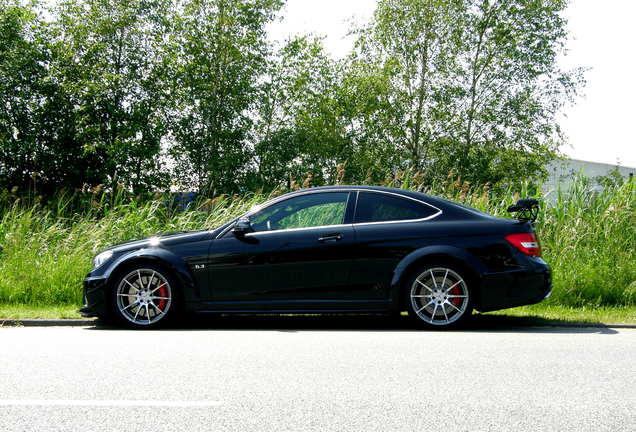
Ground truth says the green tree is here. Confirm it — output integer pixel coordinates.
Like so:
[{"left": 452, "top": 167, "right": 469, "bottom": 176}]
[
  {"left": 0, "top": 0, "right": 104, "bottom": 194},
  {"left": 1, "top": 0, "right": 585, "bottom": 197},
  {"left": 445, "top": 0, "right": 583, "bottom": 185},
  {"left": 170, "top": 0, "right": 282, "bottom": 194},
  {"left": 349, "top": 0, "right": 584, "bottom": 186},
  {"left": 0, "top": 1, "right": 49, "bottom": 191},
  {"left": 50, "top": 0, "right": 174, "bottom": 193},
  {"left": 252, "top": 36, "right": 353, "bottom": 189},
  {"left": 351, "top": 0, "right": 465, "bottom": 174}
]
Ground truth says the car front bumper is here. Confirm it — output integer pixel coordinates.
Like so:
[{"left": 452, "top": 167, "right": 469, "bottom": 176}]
[{"left": 79, "top": 276, "right": 109, "bottom": 317}]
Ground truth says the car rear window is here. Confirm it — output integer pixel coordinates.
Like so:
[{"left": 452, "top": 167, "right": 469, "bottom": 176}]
[{"left": 354, "top": 191, "right": 438, "bottom": 223}]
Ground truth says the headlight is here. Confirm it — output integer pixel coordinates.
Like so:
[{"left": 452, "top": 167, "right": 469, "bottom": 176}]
[{"left": 93, "top": 250, "right": 113, "bottom": 269}]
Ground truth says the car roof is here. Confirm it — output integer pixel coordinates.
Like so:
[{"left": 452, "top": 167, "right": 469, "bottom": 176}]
[
  {"left": 272, "top": 185, "right": 486, "bottom": 217},
  {"left": 279, "top": 185, "right": 440, "bottom": 204}
]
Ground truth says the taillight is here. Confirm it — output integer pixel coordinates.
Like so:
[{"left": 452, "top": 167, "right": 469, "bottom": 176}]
[{"left": 505, "top": 232, "right": 541, "bottom": 257}]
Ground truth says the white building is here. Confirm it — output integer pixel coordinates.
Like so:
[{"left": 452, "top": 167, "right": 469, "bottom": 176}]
[{"left": 543, "top": 158, "right": 635, "bottom": 194}]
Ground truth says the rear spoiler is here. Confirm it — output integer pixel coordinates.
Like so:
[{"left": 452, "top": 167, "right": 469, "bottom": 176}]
[{"left": 507, "top": 198, "right": 539, "bottom": 222}]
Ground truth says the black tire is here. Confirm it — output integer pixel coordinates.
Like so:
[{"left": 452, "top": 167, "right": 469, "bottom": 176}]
[
  {"left": 108, "top": 263, "right": 180, "bottom": 329},
  {"left": 404, "top": 263, "right": 473, "bottom": 329}
]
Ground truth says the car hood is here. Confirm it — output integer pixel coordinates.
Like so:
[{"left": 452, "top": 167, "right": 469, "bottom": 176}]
[{"left": 106, "top": 229, "right": 213, "bottom": 254}]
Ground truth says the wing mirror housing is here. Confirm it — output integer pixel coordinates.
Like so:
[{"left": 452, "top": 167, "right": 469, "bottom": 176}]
[{"left": 232, "top": 217, "right": 253, "bottom": 237}]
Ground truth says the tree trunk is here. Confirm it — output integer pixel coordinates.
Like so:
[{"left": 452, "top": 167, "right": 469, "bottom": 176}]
[{"left": 410, "top": 28, "right": 430, "bottom": 171}]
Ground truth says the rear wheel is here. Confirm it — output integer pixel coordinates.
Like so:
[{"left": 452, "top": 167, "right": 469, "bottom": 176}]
[
  {"left": 405, "top": 265, "right": 473, "bottom": 328},
  {"left": 110, "top": 265, "right": 177, "bottom": 328}
]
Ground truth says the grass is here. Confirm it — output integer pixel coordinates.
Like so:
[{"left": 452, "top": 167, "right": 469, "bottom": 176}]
[
  {"left": 1, "top": 303, "right": 634, "bottom": 326},
  {"left": 484, "top": 304, "right": 636, "bottom": 325},
  {"left": 0, "top": 191, "right": 268, "bottom": 306},
  {"left": 0, "top": 175, "right": 634, "bottom": 319},
  {"left": 0, "top": 304, "right": 82, "bottom": 319}
]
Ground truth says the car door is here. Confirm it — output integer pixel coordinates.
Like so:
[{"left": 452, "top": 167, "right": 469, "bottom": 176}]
[
  {"left": 349, "top": 191, "right": 442, "bottom": 299},
  {"left": 206, "top": 191, "right": 358, "bottom": 305}
]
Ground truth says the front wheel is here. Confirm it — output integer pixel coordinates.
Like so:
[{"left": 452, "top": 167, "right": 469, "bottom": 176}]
[
  {"left": 110, "top": 265, "right": 177, "bottom": 328},
  {"left": 405, "top": 265, "right": 473, "bottom": 328}
]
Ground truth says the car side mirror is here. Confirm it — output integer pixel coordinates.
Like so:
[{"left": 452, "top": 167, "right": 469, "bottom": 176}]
[{"left": 232, "top": 218, "right": 253, "bottom": 237}]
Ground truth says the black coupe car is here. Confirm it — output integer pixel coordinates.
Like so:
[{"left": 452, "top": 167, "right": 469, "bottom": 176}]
[{"left": 81, "top": 186, "right": 551, "bottom": 328}]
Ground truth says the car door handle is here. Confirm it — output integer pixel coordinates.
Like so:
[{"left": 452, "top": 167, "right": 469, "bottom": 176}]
[{"left": 318, "top": 233, "right": 343, "bottom": 243}]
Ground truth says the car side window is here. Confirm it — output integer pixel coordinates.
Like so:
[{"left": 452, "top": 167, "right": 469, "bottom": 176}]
[
  {"left": 354, "top": 191, "right": 438, "bottom": 223},
  {"left": 250, "top": 192, "right": 349, "bottom": 232}
]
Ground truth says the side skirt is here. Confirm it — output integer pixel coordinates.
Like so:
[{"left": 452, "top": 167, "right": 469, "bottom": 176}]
[{"left": 189, "top": 298, "right": 392, "bottom": 314}]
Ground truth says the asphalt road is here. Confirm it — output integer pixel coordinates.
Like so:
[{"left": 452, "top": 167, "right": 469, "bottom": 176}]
[{"left": 1, "top": 316, "right": 635, "bottom": 431}]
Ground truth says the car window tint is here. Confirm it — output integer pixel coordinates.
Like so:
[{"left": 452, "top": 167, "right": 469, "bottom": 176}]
[
  {"left": 250, "top": 192, "right": 349, "bottom": 232},
  {"left": 354, "top": 192, "right": 437, "bottom": 223}
]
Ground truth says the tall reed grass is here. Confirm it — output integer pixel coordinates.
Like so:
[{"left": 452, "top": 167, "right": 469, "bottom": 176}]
[{"left": 0, "top": 176, "right": 634, "bottom": 308}]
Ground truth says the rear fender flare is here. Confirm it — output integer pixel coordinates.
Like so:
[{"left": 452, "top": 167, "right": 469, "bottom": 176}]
[{"left": 389, "top": 245, "right": 485, "bottom": 311}]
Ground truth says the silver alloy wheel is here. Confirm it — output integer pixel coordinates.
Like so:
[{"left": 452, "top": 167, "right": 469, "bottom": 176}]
[
  {"left": 410, "top": 267, "right": 469, "bottom": 326},
  {"left": 116, "top": 268, "right": 172, "bottom": 326}
]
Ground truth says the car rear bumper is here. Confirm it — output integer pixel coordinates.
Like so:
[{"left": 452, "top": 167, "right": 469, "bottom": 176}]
[
  {"left": 476, "top": 259, "right": 552, "bottom": 312},
  {"left": 80, "top": 276, "right": 109, "bottom": 317}
]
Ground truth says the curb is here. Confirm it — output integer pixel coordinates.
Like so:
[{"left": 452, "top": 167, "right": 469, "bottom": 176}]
[
  {"left": 0, "top": 319, "right": 97, "bottom": 327},
  {"left": 533, "top": 322, "right": 636, "bottom": 329},
  {"left": 0, "top": 318, "right": 635, "bottom": 329}
]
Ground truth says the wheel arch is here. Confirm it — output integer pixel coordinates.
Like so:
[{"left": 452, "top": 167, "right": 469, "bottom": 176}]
[
  {"left": 103, "top": 249, "right": 197, "bottom": 302},
  {"left": 390, "top": 246, "right": 486, "bottom": 311}
]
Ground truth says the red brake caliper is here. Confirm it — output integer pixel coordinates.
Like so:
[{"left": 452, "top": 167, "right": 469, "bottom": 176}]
[
  {"left": 450, "top": 285, "right": 462, "bottom": 307},
  {"left": 157, "top": 283, "right": 168, "bottom": 310}
]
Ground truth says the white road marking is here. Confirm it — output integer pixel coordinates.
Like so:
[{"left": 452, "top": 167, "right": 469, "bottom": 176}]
[{"left": 0, "top": 400, "right": 222, "bottom": 407}]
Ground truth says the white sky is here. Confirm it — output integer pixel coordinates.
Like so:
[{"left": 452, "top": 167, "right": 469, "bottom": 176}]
[{"left": 268, "top": 0, "right": 636, "bottom": 167}]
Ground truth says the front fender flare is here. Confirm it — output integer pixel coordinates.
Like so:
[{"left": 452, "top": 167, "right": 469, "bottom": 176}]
[
  {"left": 103, "top": 248, "right": 198, "bottom": 300},
  {"left": 389, "top": 245, "right": 486, "bottom": 311}
]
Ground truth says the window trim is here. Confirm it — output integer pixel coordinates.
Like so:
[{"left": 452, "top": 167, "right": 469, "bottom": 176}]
[
  {"left": 216, "top": 188, "right": 442, "bottom": 238},
  {"left": 245, "top": 222, "right": 353, "bottom": 237}
]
